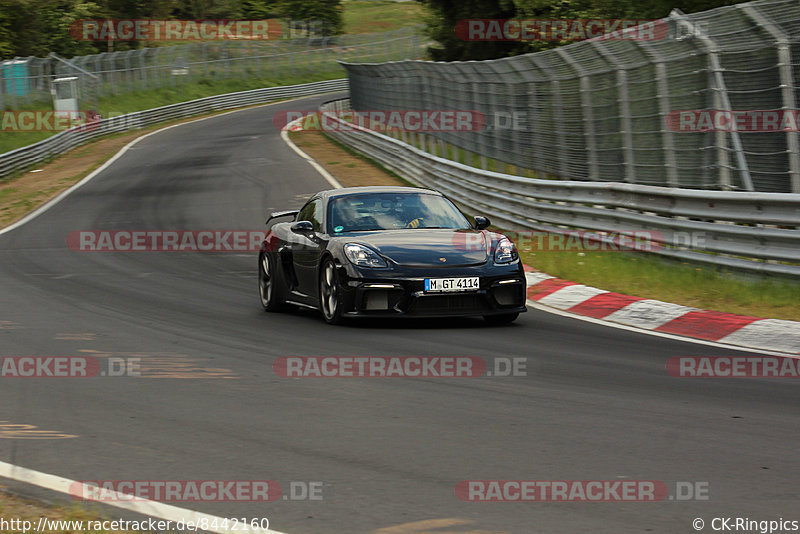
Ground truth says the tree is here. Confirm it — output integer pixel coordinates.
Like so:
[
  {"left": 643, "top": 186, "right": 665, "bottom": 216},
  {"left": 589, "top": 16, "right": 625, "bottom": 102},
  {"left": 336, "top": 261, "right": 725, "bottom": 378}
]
[
  {"left": 0, "top": 0, "right": 106, "bottom": 59},
  {"left": 242, "top": 0, "right": 281, "bottom": 19},
  {"left": 423, "top": 0, "right": 521, "bottom": 61},
  {"left": 423, "top": 0, "right": 756, "bottom": 61},
  {"left": 277, "top": 0, "right": 343, "bottom": 36}
]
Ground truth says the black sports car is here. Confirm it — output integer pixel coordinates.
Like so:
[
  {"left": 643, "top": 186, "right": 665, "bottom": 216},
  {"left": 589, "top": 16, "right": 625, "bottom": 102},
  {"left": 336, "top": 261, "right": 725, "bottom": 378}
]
[{"left": 258, "top": 186, "right": 527, "bottom": 324}]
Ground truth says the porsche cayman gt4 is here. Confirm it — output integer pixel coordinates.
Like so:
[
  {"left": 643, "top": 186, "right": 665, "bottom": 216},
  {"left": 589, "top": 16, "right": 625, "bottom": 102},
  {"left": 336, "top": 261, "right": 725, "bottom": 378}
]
[{"left": 258, "top": 186, "right": 527, "bottom": 324}]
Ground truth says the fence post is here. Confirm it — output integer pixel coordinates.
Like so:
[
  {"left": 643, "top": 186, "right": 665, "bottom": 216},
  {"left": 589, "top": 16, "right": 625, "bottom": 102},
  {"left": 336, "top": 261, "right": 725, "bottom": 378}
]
[
  {"left": 635, "top": 39, "right": 680, "bottom": 188},
  {"left": 555, "top": 48, "right": 598, "bottom": 181},
  {"left": 671, "top": 9, "right": 754, "bottom": 191},
  {"left": 527, "top": 55, "right": 568, "bottom": 179},
  {"left": 589, "top": 41, "right": 634, "bottom": 183},
  {"left": 740, "top": 4, "right": 800, "bottom": 193}
]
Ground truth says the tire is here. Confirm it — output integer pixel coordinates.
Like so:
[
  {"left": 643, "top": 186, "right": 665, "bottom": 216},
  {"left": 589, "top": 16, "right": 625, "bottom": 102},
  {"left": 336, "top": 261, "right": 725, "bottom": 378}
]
[
  {"left": 259, "top": 253, "right": 284, "bottom": 312},
  {"left": 483, "top": 312, "right": 519, "bottom": 325},
  {"left": 319, "top": 258, "right": 345, "bottom": 325}
]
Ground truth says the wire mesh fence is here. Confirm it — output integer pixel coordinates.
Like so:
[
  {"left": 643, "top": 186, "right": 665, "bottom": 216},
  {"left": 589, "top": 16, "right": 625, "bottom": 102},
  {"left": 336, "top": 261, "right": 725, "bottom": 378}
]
[
  {"left": 0, "top": 26, "right": 425, "bottom": 111},
  {"left": 342, "top": 0, "right": 800, "bottom": 193}
]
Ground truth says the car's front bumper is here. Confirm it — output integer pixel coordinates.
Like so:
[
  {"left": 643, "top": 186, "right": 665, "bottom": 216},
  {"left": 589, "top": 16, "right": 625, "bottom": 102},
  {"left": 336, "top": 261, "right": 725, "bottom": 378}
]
[{"left": 336, "top": 262, "right": 527, "bottom": 318}]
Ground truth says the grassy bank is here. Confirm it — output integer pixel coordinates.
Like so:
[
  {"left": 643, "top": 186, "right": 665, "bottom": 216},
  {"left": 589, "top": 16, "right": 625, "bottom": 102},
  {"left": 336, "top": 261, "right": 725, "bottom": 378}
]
[
  {"left": 0, "top": 72, "right": 345, "bottom": 154},
  {"left": 343, "top": 1, "right": 426, "bottom": 33},
  {"left": 518, "top": 249, "right": 800, "bottom": 321}
]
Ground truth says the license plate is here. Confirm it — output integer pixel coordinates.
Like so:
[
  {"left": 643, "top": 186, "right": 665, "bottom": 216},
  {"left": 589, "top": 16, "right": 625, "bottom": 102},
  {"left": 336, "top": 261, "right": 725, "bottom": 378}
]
[{"left": 424, "top": 277, "right": 479, "bottom": 292}]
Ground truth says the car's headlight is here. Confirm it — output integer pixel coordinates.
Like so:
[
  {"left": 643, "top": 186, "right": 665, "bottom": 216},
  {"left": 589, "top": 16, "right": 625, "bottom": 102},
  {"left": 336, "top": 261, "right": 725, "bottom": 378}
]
[
  {"left": 494, "top": 237, "right": 518, "bottom": 264},
  {"left": 344, "top": 243, "right": 387, "bottom": 268}
]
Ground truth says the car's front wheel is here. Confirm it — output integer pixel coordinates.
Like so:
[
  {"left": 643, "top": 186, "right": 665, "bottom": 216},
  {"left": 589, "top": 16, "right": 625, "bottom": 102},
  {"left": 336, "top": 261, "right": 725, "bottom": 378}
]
[
  {"left": 319, "top": 258, "right": 344, "bottom": 325},
  {"left": 483, "top": 312, "right": 519, "bottom": 325},
  {"left": 259, "top": 253, "right": 284, "bottom": 312}
]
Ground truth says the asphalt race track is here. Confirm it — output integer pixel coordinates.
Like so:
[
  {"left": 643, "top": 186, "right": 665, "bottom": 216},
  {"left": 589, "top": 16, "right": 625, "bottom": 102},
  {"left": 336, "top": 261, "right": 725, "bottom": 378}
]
[{"left": 1, "top": 94, "right": 799, "bottom": 534}]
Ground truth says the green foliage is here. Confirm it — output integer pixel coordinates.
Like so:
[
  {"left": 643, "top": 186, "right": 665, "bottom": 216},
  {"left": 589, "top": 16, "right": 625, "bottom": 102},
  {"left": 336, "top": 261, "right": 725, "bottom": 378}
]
[
  {"left": 242, "top": 0, "right": 282, "bottom": 19},
  {"left": 424, "top": 0, "right": 521, "bottom": 61},
  {"left": 0, "top": 0, "right": 106, "bottom": 58},
  {"left": 277, "top": 0, "right": 343, "bottom": 35},
  {"left": 0, "top": 0, "right": 344, "bottom": 59},
  {"left": 423, "top": 0, "right": 755, "bottom": 61}
]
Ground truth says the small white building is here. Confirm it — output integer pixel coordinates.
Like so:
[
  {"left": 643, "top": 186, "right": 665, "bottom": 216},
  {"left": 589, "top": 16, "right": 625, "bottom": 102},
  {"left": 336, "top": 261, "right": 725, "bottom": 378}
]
[{"left": 51, "top": 76, "right": 79, "bottom": 117}]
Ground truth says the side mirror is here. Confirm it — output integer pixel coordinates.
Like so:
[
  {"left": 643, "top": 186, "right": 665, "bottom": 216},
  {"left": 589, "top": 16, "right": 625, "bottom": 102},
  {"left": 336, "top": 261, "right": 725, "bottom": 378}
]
[
  {"left": 474, "top": 216, "right": 491, "bottom": 230},
  {"left": 291, "top": 221, "right": 315, "bottom": 234}
]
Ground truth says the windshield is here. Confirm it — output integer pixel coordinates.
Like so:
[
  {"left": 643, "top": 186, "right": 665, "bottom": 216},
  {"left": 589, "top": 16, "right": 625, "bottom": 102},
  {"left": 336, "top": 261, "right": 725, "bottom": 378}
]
[{"left": 328, "top": 192, "right": 471, "bottom": 233}]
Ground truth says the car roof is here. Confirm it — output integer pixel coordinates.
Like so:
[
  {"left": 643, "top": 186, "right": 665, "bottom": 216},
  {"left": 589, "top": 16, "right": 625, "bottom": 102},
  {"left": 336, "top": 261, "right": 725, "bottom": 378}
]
[{"left": 317, "top": 186, "right": 443, "bottom": 201}]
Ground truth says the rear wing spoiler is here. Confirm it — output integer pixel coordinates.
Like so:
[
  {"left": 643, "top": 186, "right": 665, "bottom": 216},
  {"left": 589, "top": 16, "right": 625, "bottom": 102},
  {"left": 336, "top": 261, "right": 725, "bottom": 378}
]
[{"left": 266, "top": 210, "right": 299, "bottom": 226}]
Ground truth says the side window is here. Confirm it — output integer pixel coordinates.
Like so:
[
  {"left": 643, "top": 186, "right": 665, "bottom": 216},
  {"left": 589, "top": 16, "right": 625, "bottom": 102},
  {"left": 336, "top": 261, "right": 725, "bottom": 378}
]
[{"left": 297, "top": 199, "right": 323, "bottom": 231}]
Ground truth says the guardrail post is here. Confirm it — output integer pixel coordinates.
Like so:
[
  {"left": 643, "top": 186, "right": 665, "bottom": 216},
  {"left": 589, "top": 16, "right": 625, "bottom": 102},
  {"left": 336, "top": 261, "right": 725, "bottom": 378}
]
[
  {"left": 739, "top": 4, "right": 800, "bottom": 193},
  {"left": 671, "top": 9, "right": 754, "bottom": 191}
]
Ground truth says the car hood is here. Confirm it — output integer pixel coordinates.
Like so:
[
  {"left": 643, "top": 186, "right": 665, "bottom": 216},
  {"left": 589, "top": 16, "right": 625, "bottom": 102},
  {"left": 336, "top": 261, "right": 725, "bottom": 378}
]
[{"left": 345, "top": 229, "right": 489, "bottom": 267}]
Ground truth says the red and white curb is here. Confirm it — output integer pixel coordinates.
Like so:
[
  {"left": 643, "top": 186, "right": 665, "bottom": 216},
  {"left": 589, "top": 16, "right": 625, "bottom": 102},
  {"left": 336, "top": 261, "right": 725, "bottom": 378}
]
[
  {"left": 524, "top": 267, "right": 800, "bottom": 355},
  {"left": 280, "top": 116, "right": 800, "bottom": 356}
]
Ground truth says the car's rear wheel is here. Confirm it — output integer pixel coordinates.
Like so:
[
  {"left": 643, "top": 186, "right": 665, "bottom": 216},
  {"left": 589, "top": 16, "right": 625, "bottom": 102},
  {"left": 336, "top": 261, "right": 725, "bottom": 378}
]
[
  {"left": 320, "top": 258, "right": 344, "bottom": 325},
  {"left": 259, "top": 253, "right": 284, "bottom": 312},
  {"left": 483, "top": 312, "right": 519, "bottom": 325}
]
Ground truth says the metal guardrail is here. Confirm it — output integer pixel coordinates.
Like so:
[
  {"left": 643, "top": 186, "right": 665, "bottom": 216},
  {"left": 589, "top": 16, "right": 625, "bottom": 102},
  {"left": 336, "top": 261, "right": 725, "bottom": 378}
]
[
  {"left": 341, "top": 0, "right": 800, "bottom": 194},
  {"left": 0, "top": 78, "right": 348, "bottom": 179},
  {"left": 319, "top": 98, "right": 800, "bottom": 277}
]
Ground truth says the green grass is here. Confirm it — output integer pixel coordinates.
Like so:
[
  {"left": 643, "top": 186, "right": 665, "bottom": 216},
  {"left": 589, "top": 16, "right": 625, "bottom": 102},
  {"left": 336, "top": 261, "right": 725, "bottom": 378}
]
[
  {"left": 0, "top": 130, "right": 56, "bottom": 155},
  {"left": 0, "top": 71, "right": 345, "bottom": 155},
  {"left": 398, "top": 132, "right": 542, "bottom": 178},
  {"left": 343, "top": 1, "right": 426, "bottom": 33},
  {"left": 519, "top": 247, "right": 800, "bottom": 321},
  {"left": 96, "top": 71, "right": 345, "bottom": 115}
]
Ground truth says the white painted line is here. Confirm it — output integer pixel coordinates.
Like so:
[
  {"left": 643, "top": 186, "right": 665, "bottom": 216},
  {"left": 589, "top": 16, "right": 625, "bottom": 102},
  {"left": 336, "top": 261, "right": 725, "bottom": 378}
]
[
  {"left": 537, "top": 285, "right": 608, "bottom": 310},
  {"left": 0, "top": 461, "right": 287, "bottom": 534},
  {"left": 718, "top": 319, "right": 800, "bottom": 354},
  {"left": 603, "top": 299, "right": 696, "bottom": 330},
  {"left": 0, "top": 99, "right": 328, "bottom": 534},
  {"left": 280, "top": 118, "right": 342, "bottom": 190},
  {"left": 526, "top": 299, "right": 800, "bottom": 358},
  {"left": 0, "top": 97, "right": 329, "bottom": 237}
]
